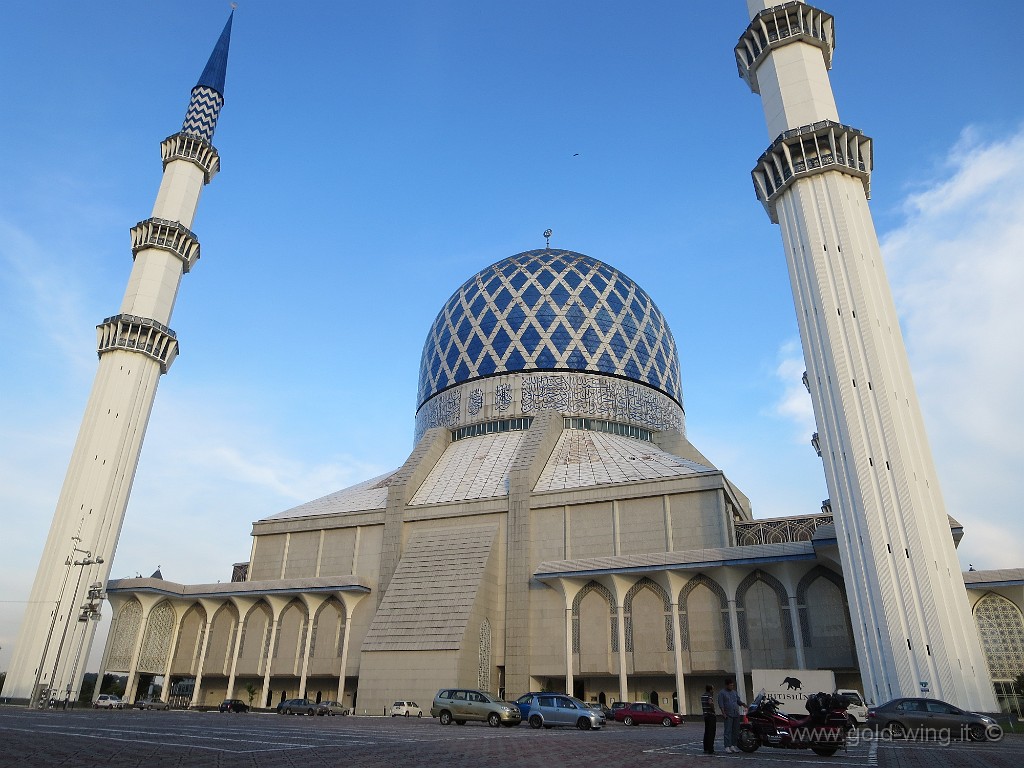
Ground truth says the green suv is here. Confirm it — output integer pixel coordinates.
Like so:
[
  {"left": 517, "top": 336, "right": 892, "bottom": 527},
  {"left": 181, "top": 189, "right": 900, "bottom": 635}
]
[{"left": 431, "top": 688, "right": 522, "bottom": 727}]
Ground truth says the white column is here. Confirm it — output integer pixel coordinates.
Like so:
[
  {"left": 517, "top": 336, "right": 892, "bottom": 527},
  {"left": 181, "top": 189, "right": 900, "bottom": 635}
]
[
  {"left": 788, "top": 595, "right": 807, "bottom": 670},
  {"left": 160, "top": 611, "right": 184, "bottom": 703},
  {"left": 298, "top": 612, "right": 315, "bottom": 699},
  {"left": 564, "top": 607, "right": 574, "bottom": 697},
  {"left": 259, "top": 619, "right": 280, "bottom": 709},
  {"left": 616, "top": 604, "right": 628, "bottom": 702},
  {"left": 727, "top": 599, "right": 746, "bottom": 702},
  {"left": 190, "top": 620, "right": 212, "bottom": 708},
  {"left": 670, "top": 601, "right": 687, "bottom": 715},
  {"left": 124, "top": 610, "right": 151, "bottom": 704},
  {"left": 224, "top": 617, "right": 244, "bottom": 700}
]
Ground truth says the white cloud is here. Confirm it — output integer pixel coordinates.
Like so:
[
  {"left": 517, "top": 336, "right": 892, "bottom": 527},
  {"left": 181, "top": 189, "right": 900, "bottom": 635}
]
[
  {"left": 882, "top": 124, "right": 1024, "bottom": 570},
  {"left": 771, "top": 339, "right": 815, "bottom": 443}
]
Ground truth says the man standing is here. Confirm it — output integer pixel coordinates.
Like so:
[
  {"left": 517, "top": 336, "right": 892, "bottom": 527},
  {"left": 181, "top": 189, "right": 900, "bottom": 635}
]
[
  {"left": 716, "top": 678, "right": 746, "bottom": 753},
  {"left": 701, "top": 684, "right": 717, "bottom": 755}
]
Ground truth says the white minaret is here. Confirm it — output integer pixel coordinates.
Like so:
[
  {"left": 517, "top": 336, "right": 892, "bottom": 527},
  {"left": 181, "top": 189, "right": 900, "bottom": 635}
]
[
  {"left": 6, "top": 13, "right": 233, "bottom": 706},
  {"left": 736, "top": 1, "right": 995, "bottom": 709}
]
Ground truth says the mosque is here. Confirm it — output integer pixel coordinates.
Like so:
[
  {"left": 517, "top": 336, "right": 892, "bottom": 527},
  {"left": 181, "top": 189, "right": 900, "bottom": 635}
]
[{"left": 8, "top": 2, "right": 1024, "bottom": 716}]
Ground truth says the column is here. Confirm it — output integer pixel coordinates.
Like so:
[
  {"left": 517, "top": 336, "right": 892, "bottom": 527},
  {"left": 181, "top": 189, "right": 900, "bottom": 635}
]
[
  {"left": 224, "top": 617, "right": 245, "bottom": 701},
  {"left": 727, "top": 599, "right": 746, "bottom": 702},
  {"left": 298, "top": 613, "right": 315, "bottom": 699},
  {"left": 124, "top": 609, "right": 151, "bottom": 704},
  {"left": 189, "top": 620, "right": 212, "bottom": 708},
  {"left": 160, "top": 610, "right": 184, "bottom": 703},
  {"left": 259, "top": 619, "right": 280, "bottom": 709},
  {"left": 564, "top": 606, "right": 574, "bottom": 697},
  {"left": 788, "top": 595, "right": 807, "bottom": 669},
  {"left": 670, "top": 601, "right": 687, "bottom": 715},
  {"left": 616, "top": 604, "right": 628, "bottom": 702}
]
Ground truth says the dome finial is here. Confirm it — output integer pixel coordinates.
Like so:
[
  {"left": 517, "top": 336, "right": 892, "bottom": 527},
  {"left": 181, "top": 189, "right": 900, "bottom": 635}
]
[{"left": 543, "top": 229, "right": 552, "bottom": 249}]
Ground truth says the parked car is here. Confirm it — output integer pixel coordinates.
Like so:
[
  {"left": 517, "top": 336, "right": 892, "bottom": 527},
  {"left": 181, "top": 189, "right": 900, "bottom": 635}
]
[
  {"left": 315, "top": 700, "right": 349, "bottom": 716},
  {"left": 134, "top": 697, "right": 170, "bottom": 710},
  {"left": 218, "top": 699, "right": 249, "bottom": 713},
  {"left": 524, "top": 693, "right": 605, "bottom": 730},
  {"left": 390, "top": 701, "right": 423, "bottom": 717},
  {"left": 612, "top": 702, "right": 683, "bottom": 727},
  {"left": 431, "top": 688, "right": 522, "bottom": 727},
  {"left": 277, "top": 698, "right": 317, "bottom": 715},
  {"left": 93, "top": 694, "right": 124, "bottom": 709},
  {"left": 865, "top": 698, "right": 1001, "bottom": 741},
  {"left": 585, "top": 701, "right": 613, "bottom": 719},
  {"left": 513, "top": 692, "right": 546, "bottom": 719}
]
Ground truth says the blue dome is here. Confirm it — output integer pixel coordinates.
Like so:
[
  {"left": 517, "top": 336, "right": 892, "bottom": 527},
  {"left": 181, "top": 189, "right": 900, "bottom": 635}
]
[{"left": 417, "top": 249, "right": 682, "bottom": 408}]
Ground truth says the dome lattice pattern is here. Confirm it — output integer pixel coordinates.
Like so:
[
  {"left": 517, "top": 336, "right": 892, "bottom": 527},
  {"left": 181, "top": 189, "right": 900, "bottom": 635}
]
[{"left": 418, "top": 250, "right": 681, "bottom": 408}]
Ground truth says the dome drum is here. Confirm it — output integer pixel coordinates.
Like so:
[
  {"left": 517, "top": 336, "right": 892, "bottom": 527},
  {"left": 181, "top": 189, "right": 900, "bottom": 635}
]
[{"left": 414, "top": 370, "right": 684, "bottom": 443}]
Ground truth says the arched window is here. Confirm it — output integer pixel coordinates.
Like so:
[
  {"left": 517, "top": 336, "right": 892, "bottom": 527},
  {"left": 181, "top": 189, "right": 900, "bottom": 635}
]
[
  {"left": 572, "top": 581, "right": 619, "bottom": 653},
  {"left": 624, "top": 578, "right": 673, "bottom": 652},
  {"left": 974, "top": 593, "right": 1024, "bottom": 683}
]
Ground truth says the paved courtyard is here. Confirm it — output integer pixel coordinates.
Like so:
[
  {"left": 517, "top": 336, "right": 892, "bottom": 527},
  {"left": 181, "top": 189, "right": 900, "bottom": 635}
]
[{"left": 0, "top": 708, "right": 1018, "bottom": 768}]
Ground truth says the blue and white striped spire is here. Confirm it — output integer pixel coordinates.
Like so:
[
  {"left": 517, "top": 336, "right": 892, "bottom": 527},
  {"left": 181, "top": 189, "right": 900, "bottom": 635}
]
[{"left": 182, "top": 11, "right": 233, "bottom": 142}]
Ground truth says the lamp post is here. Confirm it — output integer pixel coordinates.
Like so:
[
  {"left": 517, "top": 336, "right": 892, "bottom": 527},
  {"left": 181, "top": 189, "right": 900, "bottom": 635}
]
[
  {"left": 29, "top": 537, "right": 80, "bottom": 707},
  {"left": 33, "top": 540, "right": 103, "bottom": 708}
]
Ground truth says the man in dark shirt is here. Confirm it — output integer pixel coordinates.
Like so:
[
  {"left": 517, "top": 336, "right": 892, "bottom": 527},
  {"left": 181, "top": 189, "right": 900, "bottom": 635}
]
[{"left": 701, "top": 684, "right": 717, "bottom": 754}]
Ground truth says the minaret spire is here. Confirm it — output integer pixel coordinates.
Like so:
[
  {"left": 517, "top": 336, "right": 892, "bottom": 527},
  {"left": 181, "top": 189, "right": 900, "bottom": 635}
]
[
  {"left": 736, "top": 1, "right": 996, "bottom": 710},
  {"left": 5, "top": 13, "right": 235, "bottom": 707}
]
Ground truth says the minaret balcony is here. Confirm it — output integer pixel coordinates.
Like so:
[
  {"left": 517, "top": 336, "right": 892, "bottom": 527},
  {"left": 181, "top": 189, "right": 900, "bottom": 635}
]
[
  {"left": 96, "top": 314, "right": 179, "bottom": 373},
  {"left": 751, "top": 119, "right": 872, "bottom": 223},
  {"left": 160, "top": 132, "right": 220, "bottom": 183},
  {"left": 736, "top": 1, "right": 834, "bottom": 94},
  {"left": 130, "top": 218, "right": 201, "bottom": 273}
]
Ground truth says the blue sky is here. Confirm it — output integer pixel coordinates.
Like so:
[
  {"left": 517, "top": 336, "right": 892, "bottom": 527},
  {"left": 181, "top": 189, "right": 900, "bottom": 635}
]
[{"left": 2, "top": 1, "right": 1022, "bottom": 672}]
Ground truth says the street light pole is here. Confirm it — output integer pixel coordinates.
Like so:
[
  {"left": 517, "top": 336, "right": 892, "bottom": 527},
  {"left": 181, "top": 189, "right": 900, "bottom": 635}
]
[
  {"left": 29, "top": 537, "right": 81, "bottom": 707},
  {"left": 42, "top": 546, "right": 103, "bottom": 708}
]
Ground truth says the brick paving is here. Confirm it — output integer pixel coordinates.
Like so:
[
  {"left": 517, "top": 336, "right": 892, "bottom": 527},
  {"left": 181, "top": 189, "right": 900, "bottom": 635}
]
[{"left": 0, "top": 708, "right": 1018, "bottom": 768}]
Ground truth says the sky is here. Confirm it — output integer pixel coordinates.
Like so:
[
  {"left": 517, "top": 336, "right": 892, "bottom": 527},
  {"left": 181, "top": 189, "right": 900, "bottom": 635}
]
[{"left": 1, "top": 1, "right": 1022, "bottom": 675}]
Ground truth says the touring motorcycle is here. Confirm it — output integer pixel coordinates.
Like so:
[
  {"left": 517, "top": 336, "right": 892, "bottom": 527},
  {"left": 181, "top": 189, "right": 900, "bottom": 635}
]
[{"left": 736, "top": 689, "right": 849, "bottom": 756}]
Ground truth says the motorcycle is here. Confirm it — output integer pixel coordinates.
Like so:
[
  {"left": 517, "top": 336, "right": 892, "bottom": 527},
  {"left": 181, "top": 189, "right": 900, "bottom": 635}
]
[{"left": 736, "top": 689, "right": 849, "bottom": 757}]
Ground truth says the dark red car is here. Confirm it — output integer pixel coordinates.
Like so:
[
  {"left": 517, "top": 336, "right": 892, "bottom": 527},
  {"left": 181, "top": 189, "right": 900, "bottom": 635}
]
[{"left": 612, "top": 702, "right": 682, "bottom": 727}]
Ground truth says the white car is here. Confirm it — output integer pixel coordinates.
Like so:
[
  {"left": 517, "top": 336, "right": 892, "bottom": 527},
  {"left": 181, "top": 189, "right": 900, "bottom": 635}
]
[
  {"left": 94, "top": 694, "right": 124, "bottom": 709},
  {"left": 836, "top": 689, "right": 868, "bottom": 724},
  {"left": 390, "top": 700, "right": 423, "bottom": 717}
]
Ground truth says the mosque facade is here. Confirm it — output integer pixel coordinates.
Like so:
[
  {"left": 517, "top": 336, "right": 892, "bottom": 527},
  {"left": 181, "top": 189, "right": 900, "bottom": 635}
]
[{"left": 10, "top": 2, "right": 1024, "bottom": 716}]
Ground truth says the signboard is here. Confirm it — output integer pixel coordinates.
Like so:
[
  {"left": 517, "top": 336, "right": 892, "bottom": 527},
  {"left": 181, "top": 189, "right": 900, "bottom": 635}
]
[
  {"left": 751, "top": 669, "right": 837, "bottom": 706},
  {"left": 919, "top": 681, "right": 930, "bottom": 693}
]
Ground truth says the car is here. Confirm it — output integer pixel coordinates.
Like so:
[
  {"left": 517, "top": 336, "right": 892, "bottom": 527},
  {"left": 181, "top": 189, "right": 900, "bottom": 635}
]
[
  {"left": 218, "top": 699, "right": 250, "bottom": 713},
  {"left": 585, "top": 701, "right": 613, "bottom": 719},
  {"left": 524, "top": 693, "right": 605, "bottom": 730},
  {"left": 315, "top": 700, "right": 349, "bottom": 716},
  {"left": 134, "top": 697, "right": 170, "bottom": 710},
  {"left": 865, "top": 697, "right": 1002, "bottom": 741},
  {"left": 93, "top": 694, "right": 124, "bottom": 709},
  {"left": 277, "top": 698, "right": 317, "bottom": 715},
  {"left": 612, "top": 702, "right": 683, "bottom": 727},
  {"left": 431, "top": 688, "right": 523, "bottom": 727},
  {"left": 836, "top": 689, "right": 867, "bottom": 725},
  {"left": 513, "top": 692, "right": 546, "bottom": 719},
  {"left": 390, "top": 701, "right": 423, "bottom": 717}
]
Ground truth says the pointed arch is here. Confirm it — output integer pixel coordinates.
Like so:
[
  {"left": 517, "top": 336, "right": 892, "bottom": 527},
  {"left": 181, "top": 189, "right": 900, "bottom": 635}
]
[
  {"left": 572, "top": 581, "right": 619, "bottom": 653},
  {"left": 108, "top": 599, "right": 143, "bottom": 671},
  {"left": 138, "top": 600, "right": 177, "bottom": 674},
  {"left": 310, "top": 597, "right": 346, "bottom": 660},
  {"left": 796, "top": 566, "right": 849, "bottom": 647},
  {"left": 624, "top": 577, "right": 674, "bottom": 652},
  {"left": 973, "top": 592, "right": 1024, "bottom": 682},
  {"left": 678, "top": 574, "right": 732, "bottom": 650},
  {"left": 736, "top": 570, "right": 794, "bottom": 649}
]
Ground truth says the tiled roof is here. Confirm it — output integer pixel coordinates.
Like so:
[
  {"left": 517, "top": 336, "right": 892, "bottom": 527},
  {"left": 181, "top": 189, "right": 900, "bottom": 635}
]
[
  {"left": 409, "top": 431, "right": 525, "bottom": 505},
  {"left": 963, "top": 568, "right": 1024, "bottom": 586},
  {"left": 534, "top": 429, "right": 715, "bottom": 492},
  {"left": 261, "top": 470, "right": 396, "bottom": 521},
  {"left": 106, "top": 575, "right": 370, "bottom": 598}
]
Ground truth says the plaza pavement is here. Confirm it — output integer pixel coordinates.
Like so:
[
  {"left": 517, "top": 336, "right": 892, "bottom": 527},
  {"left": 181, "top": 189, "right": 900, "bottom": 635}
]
[{"left": 0, "top": 707, "right": 1018, "bottom": 768}]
